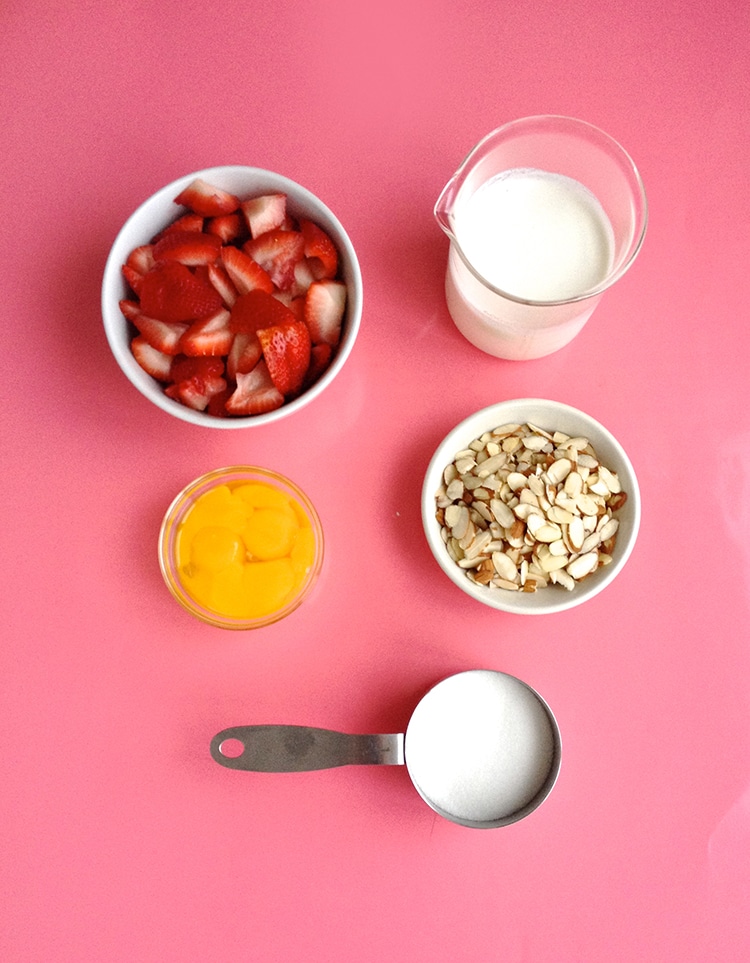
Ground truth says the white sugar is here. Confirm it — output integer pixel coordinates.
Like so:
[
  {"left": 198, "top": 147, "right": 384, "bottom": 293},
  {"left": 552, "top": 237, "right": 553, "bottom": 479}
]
[{"left": 404, "top": 670, "right": 556, "bottom": 824}]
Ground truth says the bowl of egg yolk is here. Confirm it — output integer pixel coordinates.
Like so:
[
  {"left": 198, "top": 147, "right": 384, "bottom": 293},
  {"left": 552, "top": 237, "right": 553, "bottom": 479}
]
[{"left": 159, "top": 466, "right": 324, "bottom": 629}]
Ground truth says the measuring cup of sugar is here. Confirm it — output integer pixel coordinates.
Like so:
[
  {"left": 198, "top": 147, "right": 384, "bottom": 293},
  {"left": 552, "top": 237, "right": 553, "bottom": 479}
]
[
  {"left": 210, "top": 669, "right": 561, "bottom": 829},
  {"left": 435, "top": 115, "right": 647, "bottom": 361}
]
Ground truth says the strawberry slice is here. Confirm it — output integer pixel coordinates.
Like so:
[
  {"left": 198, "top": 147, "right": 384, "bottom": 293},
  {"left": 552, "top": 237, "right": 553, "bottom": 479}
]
[
  {"left": 257, "top": 321, "right": 311, "bottom": 396},
  {"left": 226, "top": 331, "right": 263, "bottom": 379},
  {"left": 173, "top": 178, "right": 240, "bottom": 217},
  {"left": 125, "top": 244, "right": 155, "bottom": 275},
  {"left": 179, "top": 308, "right": 233, "bottom": 357},
  {"left": 240, "top": 193, "right": 288, "bottom": 238},
  {"left": 151, "top": 212, "right": 204, "bottom": 243},
  {"left": 206, "top": 262, "right": 239, "bottom": 307},
  {"left": 122, "top": 263, "right": 145, "bottom": 295},
  {"left": 152, "top": 230, "right": 222, "bottom": 266},
  {"left": 229, "top": 289, "right": 296, "bottom": 333},
  {"left": 220, "top": 246, "right": 275, "bottom": 295},
  {"left": 225, "top": 360, "right": 284, "bottom": 416},
  {"left": 299, "top": 219, "right": 338, "bottom": 279},
  {"left": 243, "top": 229, "right": 305, "bottom": 291},
  {"left": 139, "top": 261, "right": 223, "bottom": 322},
  {"left": 205, "top": 213, "right": 245, "bottom": 244},
  {"left": 166, "top": 356, "right": 227, "bottom": 411},
  {"left": 303, "top": 280, "right": 347, "bottom": 346},
  {"left": 303, "top": 342, "right": 334, "bottom": 389},
  {"left": 131, "top": 335, "right": 174, "bottom": 382},
  {"left": 119, "top": 298, "right": 141, "bottom": 321},
  {"left": 130, "top": 312, "right": 189, "bottom": 355}
]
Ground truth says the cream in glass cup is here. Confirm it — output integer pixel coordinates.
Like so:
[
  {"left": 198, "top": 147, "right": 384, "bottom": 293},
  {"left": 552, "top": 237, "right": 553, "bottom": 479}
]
[{"left": 435, "top": 115, "right": 647, "bottom": 360}]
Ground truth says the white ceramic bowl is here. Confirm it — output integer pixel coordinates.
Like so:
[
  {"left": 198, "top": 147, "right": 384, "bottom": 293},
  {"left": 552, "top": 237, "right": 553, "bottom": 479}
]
[
  {"left": 421, "top": 399, "right": 641, "bottom": 615},
  {"left": 101, "top": 165, "right": 363, "bottom": 428}
]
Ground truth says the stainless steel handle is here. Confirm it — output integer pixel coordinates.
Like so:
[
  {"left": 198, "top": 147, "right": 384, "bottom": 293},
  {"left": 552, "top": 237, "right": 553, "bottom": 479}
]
[{"left": 210, "top": 725, "right": 404, "bottom": 772}]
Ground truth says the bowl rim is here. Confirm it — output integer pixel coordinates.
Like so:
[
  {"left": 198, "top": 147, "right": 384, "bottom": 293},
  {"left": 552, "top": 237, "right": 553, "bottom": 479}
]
[
  {"left": 421, "top": 398, "right": 641, "bottom": 615},
  {"left": 158, "top": 464, "right": 325, "bottom": 629},
  {"left": 101, "top": 165, "right": 363, "bottom": 429}
]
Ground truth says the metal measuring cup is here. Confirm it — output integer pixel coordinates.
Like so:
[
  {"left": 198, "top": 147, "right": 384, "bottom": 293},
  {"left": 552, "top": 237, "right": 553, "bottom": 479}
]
[{"left": 210, "top": 669, "right": 561, "bottom": 829}]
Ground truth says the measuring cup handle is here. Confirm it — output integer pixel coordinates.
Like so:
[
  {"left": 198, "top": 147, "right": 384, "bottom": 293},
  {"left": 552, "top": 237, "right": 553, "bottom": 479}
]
[{"left": 210, "top": 725, "right": 404, "bottom": 772}]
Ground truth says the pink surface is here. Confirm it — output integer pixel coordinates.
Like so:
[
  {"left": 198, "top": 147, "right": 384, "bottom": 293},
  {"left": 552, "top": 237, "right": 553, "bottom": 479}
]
[{"left": 2, "top": 1, "right": 749, "bottom": 960}]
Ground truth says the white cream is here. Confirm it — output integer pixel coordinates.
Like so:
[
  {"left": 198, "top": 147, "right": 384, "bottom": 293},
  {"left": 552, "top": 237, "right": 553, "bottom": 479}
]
[
  {"left": 455, "top": 168, "right": 615, "bottom": 302},
  {"left": 404, "top": 670, "right": 556, "bottom": 824}
]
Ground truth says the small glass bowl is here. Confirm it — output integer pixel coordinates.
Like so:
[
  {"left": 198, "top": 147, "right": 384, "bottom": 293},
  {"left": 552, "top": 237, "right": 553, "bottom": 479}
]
[{"left": 159, "top": 466, "right": 324, "bottom": 629}]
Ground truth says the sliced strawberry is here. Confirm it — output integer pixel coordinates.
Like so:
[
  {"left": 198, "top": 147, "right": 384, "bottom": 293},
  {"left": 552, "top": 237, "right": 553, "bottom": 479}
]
[
  {"left": 171, "top": 355, "right": 225, "bottom": 384},
  {"left": 225, "top": 361, "right": 284, "bottom": 416},
  {"left": 240, "top": 193, "right": 288, "bottom": 238},
  {"left": 257, "top": 321, "right": 311, "bottom": 396},
  {"left": 220, "top": 245, "right": 275, "bottom": 295},
  {"left": 151, "top": 212, "right": 204, "bottom": 243},
  {"left": 179, "top": 308, "right": 233, "bottom": 357},
  {"left": 205, "top": 213, "right": 245, "bottom": 244},
  {"left": 119, "top": 298, "right": 141, "bottom": 321},
  {"left": 229, "top": 289, "right": 296, "bottom": 333},
  {"left": 243, "top": 229, "right": 305, "bottom": 291},
  {"left": 166, "top": 356, "right": 227, "bottom": 412},
  {"left": 288, "top": 297, "right": 306, "bottom": 322},
  {"left": 152, "top": 230, "right": 222, "bottom": 266},
  {"left": 125, "top": 244, "right": 155, "bottom": 275},
  {"left": 131, "top": 335, "right": 174, "bottom": 382},
  {"left": 206, "top": 262, "right": 239, "bottom": 307},
  {"left": 207, "top": 385, "right": 232, "bottom": 418},
  {"left": 303, "top": 342, "right": 334, "bottom": 390},
  {"left": 173, "top": 178, "right": 240, "bottom": 217},
  {"left": 226, "top": 331, "right": 263, "bottom": 379},
  {"left": 139, "top": 261, "right": 223, "bottom": 322},
  {"left": 299, "top": 219, "right": 338, "bottom": 279},
  {"left": 122, "top": 263, "right": 144, "bottom": 296},
  {"left": 291, "top": 258, "right": 317, "bottom": 297},
  {"left": 130, "top": 312, "right": 189, "bottom": 355},
  {"left": 303, "top": 279, "right": 347, "bottom": 346}
]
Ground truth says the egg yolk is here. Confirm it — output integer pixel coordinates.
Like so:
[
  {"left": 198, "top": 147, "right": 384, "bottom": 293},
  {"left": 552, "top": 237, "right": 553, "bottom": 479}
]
[{"left": 175, "top": 481, "right": 316, "bottom": 621}]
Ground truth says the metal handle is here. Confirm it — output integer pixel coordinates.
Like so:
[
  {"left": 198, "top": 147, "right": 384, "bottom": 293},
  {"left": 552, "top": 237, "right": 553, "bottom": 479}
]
[{"left": 210, "top": 725, "right": 404, "bottom": 772}]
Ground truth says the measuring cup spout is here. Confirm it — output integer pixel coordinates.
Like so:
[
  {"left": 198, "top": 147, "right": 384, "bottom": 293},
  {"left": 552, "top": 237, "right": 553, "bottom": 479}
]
[{"left": 434, "top": 173, "right": 460, "bottom": 239}]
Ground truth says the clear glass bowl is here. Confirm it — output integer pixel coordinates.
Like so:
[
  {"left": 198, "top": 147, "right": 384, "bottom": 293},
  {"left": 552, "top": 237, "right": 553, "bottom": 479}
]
[{"left": 159, "top": 466, "right": 324, "bottom": 629}]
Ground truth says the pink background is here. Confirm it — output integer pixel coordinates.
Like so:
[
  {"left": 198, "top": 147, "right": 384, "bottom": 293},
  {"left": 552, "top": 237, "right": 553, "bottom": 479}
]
[{"left": 3, "top": 1, "right": 749, "bottom": 960}]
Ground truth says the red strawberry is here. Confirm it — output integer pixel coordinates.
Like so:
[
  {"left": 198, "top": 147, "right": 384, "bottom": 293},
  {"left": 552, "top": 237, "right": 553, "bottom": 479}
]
[
  {"left": 243, "top": 229, "right": 305, "bottom": 291},
  {"left": 171, "top": 355, "right": 225, "bottom": 384},
  {"left": 207, "top": 386, "right": 232, "bottom": 418},
  {"left": 173, "top": 178, "right": 240, "bottom": 217},
  {"left": 225, "top": 360, "right": 284, "bottom": 416},
  {"left": 131, "top": 335, "right": 174, "bottom": 382},
  {"left": 122, "top": 263, "right": 144, "bottom": 295},
  {"left": 179, "top": 308, "right": 233, "bottom": 357},
  {"left": 205, "top": 213, "right": 245, "bottom": 244},
  {"left": 119, "top": 298, "right": 141, "bottom": 321},
  {"left": 139, "top": 261, "right": 223, "bottom": 322},
  {"left": 125, "top": 244, "right": 155, "bottom": 275},
  {"left": 166, "top": 356, "right": 227, "bottom": 411},
  {"left": 226, "top": 331, "right": 263, "bottom": 379},
  {"left": 206, "top": 262, "right": 239, "bottom": 307},
  {"left": 151, "top": 212, "right": 204, "bottom": 243},
  {"left": 299, "top": 219, "right": 338, "bottom": 279},
  {"left": 257, "top": 321, "right": 311, "bottom": 396},
  {"left": 303, "top": 280, "right": 346, "bottom": 346},
  {"left": 220, "top": 245, "right": 274, "bottom": 295},
  {"left": 303, "top": 342, "right": 334, "bottom": 389},
  {"left": 152, "top": 230, "right": 222, "bottom": 266},
  {"left": 229, "top": 289, "right": 296, "bottom": 333},
  {"left": 130, "top": 312, "right": 189, "bottom": 355},
  {"left": 240, "top": 193, "right": 288, "bottom": 238}
]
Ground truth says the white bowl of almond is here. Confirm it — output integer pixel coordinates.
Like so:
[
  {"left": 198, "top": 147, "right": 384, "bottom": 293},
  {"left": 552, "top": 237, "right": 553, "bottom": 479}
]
[{"left": 421, "top": 399, "right": 641, "bottom": 615}]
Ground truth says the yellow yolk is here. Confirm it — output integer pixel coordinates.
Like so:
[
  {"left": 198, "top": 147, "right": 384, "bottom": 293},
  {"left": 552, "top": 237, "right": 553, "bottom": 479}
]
[{"left": 176, "top": 480, "right": 316, "bottom": 621}]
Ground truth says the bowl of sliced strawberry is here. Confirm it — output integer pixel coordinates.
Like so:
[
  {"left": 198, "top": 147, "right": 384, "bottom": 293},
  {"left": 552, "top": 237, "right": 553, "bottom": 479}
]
[{"left": 102, "top": 166, "right": 363, "bottom": 426}]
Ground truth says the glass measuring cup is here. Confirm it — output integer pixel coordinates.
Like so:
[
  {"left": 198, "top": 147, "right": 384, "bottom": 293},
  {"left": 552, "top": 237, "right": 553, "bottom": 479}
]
[
  {"left": 210, "top": 669, "right": 562, "bottom": 828},
  {"left": 435, "top": 115, "right": 648, "bottom": 360}
]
